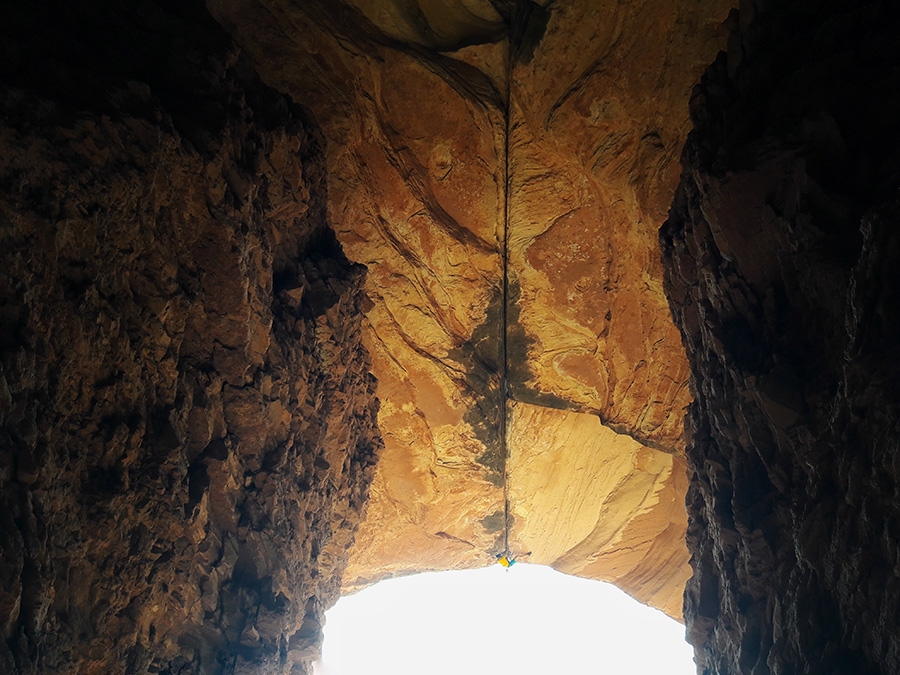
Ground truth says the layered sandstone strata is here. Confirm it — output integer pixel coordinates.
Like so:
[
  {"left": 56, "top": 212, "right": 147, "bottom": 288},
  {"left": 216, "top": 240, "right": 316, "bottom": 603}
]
[
  {"left": 507, "top": 402, "right": 690, "bottom": 617},
  {"left": 212, "top": 0, "right": 731, "bottom": 615},
  {"left": 4, "top": 1, "right": 900, "bottom": 672},
  {"left": 505, "top": 0, "right": 731, "bottom": 451},
  {"left": 210, "top": 0, "right": 511, "bottom": 580}
]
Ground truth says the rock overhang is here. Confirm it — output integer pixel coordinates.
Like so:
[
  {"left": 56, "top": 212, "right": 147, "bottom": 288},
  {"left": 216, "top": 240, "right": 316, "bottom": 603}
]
[{"left": 207, "top": 0, "right": 733, "bottom": 619}]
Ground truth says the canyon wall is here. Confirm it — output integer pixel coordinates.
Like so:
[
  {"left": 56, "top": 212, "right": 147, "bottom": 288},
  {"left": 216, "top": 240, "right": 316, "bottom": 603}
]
[
  {"left": 0, "top": 2, "right": 381, "bottom": 673},
  {"left": 209, "top": 0, "right": 512, "bottom": 586},
  {"left": 210, "top": 0, "right": 731, "bottom": 617},
  {"left": 661, "top": 0, "right": 900, "bottom": 671},
  {"left": 13, "top": 0, "right": 900, "bottom": 673}
]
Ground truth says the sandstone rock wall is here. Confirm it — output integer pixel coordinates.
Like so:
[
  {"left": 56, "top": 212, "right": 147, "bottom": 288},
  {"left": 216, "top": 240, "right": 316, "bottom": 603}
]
[
  {"left": 209, "top": 0, "right": 512, "bottom": 580},
  {"left": 210, "top": 0, "right": 731, "bottom": 614},
  {"left": 661, "top": 0, "right": 900, "bottom": 671},
  {"left": 507, "top": 402, "right": 690, "bottom": 617},
  {"left": 0, "top": 2, "right": 380, "bottom": 673},
  {"left": 506, "top": 0, "right": 732, "bottom": 452}
]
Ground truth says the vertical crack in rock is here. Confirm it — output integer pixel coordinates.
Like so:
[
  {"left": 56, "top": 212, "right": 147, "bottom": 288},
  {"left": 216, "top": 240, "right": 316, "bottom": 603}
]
[
  {"left": 0, "top": 0, "right": 767, "bottom": 665},
  {"left": 212, "top": 0, "right": 729, "bottom": 615}
]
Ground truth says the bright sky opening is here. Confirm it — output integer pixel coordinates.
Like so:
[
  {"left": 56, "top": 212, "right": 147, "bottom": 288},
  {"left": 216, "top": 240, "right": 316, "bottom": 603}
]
[{"left": 314, "top": 563, "right": 696, "bottom": 675}]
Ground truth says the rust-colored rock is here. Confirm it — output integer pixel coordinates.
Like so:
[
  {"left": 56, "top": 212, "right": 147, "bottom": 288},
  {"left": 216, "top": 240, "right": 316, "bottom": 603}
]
[
  {"left": 4, "top": 1, "right": 900, "bottom": 672},
  {"left": 506, "top": 0, "right": 732, "bottom": 452},
  {"left": 211, "top": 0, "right": 511, "bottom": 584},
  {"left": 210, "top": 0, "right": 731, "bottom": 617},
  {"left": 507, "top": 402, "right": 690, "bottom": 618}
]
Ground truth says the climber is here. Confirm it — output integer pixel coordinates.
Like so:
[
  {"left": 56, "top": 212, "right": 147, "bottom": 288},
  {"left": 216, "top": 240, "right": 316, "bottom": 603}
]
[
  {"left": 496, "top": 550, "right": 532, "bottom": 568},
  {"left": 496, "top": 553, "right": 516, "bottom": 568}
]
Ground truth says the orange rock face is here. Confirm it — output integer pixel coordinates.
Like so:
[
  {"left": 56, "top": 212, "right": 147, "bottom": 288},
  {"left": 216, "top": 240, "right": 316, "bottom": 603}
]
[
  {"left": 210, "top": 0, "right": 511, "bottom": 585},
  {"left": 507, "top": 402, "right": 690, "bottom": 618},
  {"left": 210, "top": 0, "right": 731, "bottom": 619},
  {"left": 507, "top": 0, "right": 731, "bottom": 450}
]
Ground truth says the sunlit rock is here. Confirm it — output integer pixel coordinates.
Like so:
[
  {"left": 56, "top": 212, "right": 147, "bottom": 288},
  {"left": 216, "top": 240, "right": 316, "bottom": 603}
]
[
  {"left": 210, "top": 0, "right": 730, "bottom": 615},
  {"left": 506, "top": 0, "right": 732, "bottom": 452},
  {"left": 507, "top": 402, "right": 690, "bottom": 618},
  {"left": 4, "top": 0, "right": 900, "bottom": 673}
]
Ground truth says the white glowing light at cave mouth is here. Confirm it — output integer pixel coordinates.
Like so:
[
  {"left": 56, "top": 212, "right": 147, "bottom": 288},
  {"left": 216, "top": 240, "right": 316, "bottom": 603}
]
[{"left": 313, "top": 564, "right": 695, "bottom": 675}]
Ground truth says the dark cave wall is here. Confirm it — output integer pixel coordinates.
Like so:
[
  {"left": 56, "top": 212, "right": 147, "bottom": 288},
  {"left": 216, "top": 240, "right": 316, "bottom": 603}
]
[
  {"left": 662, "top": 0, "right": 900, "bottom": 673},
  {"left": 0, "top": 2, "right": 381, "bottom": 673}
]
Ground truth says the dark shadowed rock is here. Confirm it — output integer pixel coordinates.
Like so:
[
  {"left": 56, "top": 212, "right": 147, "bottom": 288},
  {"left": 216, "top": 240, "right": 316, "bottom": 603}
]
[
  {"left": 0, "top": 1, "right": 381, "bottom": 672},
  {"left": 661, "top": 0, "right": 900, "bottom": 672}
]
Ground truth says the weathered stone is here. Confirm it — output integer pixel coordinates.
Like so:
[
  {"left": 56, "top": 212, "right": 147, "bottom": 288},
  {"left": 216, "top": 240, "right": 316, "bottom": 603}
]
[
  {"left": 20, "top": 1, "right": 900, "bottom": 673},
  {"left": 507, "top": 0, "right": 732, "bottom": 452},
  {"left": 0, "top": 2, "right": 381, "bottom": 673},
  {"left": 211, "top": 0, "right": 730, "bottom": 614},
  {"left": 507, "top": 402, "right": 691, "bottom": 618},
  {"left": 661, "top": 0, "right": 900, "bottom": 671},
  {"left": 210, "top": 0, "right": 513, "bottom": 587}
]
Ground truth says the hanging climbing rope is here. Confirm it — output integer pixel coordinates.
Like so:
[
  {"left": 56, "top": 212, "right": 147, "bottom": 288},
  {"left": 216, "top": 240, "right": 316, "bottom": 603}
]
[
  {"left": 497, "top": 11, "right": 513, "bottom": 570},
  {"left": 494, "top": 5, "right": 542, "bottom": 572}
]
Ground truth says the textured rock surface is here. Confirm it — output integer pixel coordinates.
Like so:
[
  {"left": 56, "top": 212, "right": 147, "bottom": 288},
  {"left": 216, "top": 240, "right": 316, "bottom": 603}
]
[
  {"left": 210, "top": 0, "right": 511, "bottom": 582},
  {"left": 506, "top": 0, "right": 732, "bottom": 451},
  {"left": 6, "top": 0, "right": 900, "bottom": 670},
  {"left": 661, "top": 0, "right": 900, "bottom": 671},
  {"left": 211, "top": 0, "right": 731, "bottom": 609},
  {"left": 0, "top": 2, "right": 380, "bottom": 673},
  {"left": 507, "top": 402, "right": 690, "bottom": 618}
]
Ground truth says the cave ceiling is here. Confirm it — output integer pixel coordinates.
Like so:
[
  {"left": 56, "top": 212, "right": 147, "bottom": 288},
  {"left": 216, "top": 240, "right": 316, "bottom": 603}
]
[{"left": 207, "top": 0, "right": 733, "bottom": 618}]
